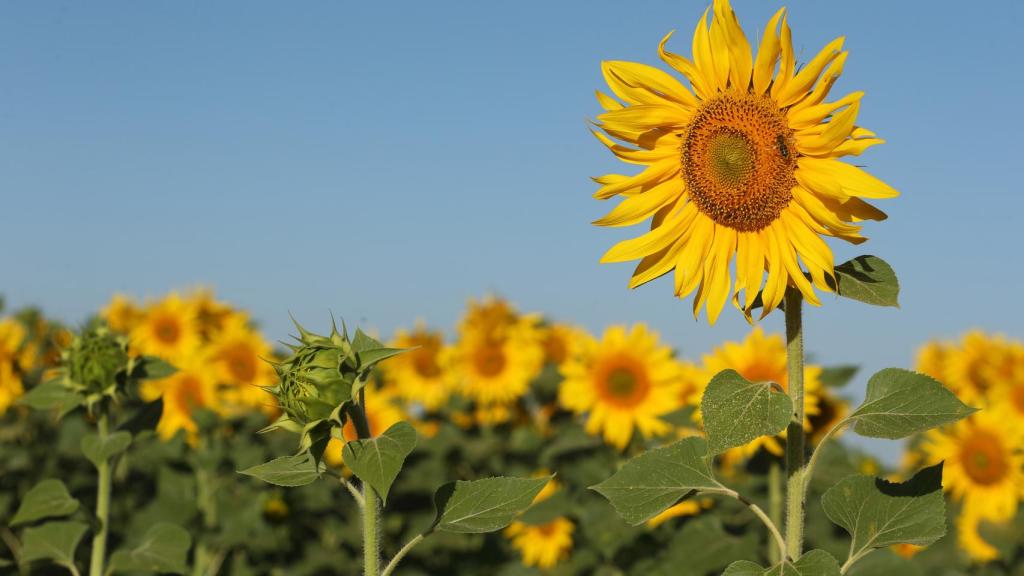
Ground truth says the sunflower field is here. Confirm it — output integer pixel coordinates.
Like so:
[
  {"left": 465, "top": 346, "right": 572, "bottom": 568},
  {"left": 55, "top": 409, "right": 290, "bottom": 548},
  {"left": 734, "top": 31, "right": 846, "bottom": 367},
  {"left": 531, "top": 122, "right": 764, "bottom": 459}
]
[{"left": 3, "top": 0, "right": 1022, "bottom": 574}]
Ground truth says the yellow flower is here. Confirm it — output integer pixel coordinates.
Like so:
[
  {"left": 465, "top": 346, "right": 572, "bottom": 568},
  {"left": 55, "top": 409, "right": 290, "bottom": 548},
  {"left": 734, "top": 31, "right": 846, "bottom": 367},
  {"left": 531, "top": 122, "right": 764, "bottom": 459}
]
[
  {"left": 207, "top": 316, "right": 278, "bottom": 417},
  {"left": 921, "top": 411, "right": 1023, "bottom": 523},
  {"left": 592, "top": 0, "right": 897, "bottom": 323},
  {"left": 915, "top": 340, "right": 951, "bottom": 382},
  {"left": 381, "top": 324, "right": 456, "bottom": 411},
  {"left": 559, "top": 324, "right": 682, "bottom": 450},
  {"left": 505, "top": 517, "right": 574, "bottom": 569},
  {"left": 0, "top": 363, "right": 24, "bottom": 416},
  {"left": 699, "top": 328, "right": 823, "bottom": 459},
  {"left": 458, "top": 296, "right": 523, "bottom": 340},
  {"left": 646, "top": 497, "right": 713, "bottom": 528},
  {"left": 189, "top": 288, "right": 240, "bottom": 341},
  {"left": 542, "top": 323, "right": 584, "bottom": 367},
  {"left": 451, "top": 330, "right": 543, "bottom": 407},
  {"left": 942, "top": 332, "right": 1017, "bottom": 405},
  {"left": 140, "top": 358, "right": 219, "bottom": 442},
  {"left": 102, "top": 294, "right": 143, "bottom": 334},
  {"left": 130, "top": 294, "right": 201, "bottom": 363}
]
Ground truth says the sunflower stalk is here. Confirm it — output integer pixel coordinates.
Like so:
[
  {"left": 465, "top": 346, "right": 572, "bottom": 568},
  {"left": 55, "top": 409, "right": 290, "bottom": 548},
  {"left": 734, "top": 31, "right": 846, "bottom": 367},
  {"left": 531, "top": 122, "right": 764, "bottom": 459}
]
[
  {"left": 783, "top": 288, "right": 806, "bottom": 560},
  {"left": 352, "top": 389, "right": 381, "bottom": 576},
  {"left": 88, "top": 413, "right": 112, "bottom": 576}
]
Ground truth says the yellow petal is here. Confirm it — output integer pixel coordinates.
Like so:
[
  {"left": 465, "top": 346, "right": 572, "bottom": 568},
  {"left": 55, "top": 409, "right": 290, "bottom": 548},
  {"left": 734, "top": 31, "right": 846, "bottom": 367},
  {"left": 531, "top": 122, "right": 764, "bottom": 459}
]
[
  {"left": 593, "top": 179, "right": 684, "bottom": 227},
  {"left": 595, "top": 90, "right": 623, "bottom": 111},
  {"left": 769, "top": 15, "right": 795, "bottom": 100},
  {"left": 788, "top": 91, "right": 862, "bottom": 130},
  {"left": 600, "top": 206, "right": 688, "bottom": 262},
  {"left": 593, "top": 158, "right": 678, "bottom": 199},
  {"left": 603, "top": 61, "right": 697, "bottom": 110},
  {"left": 659, "top": 31, "right": 710, "bottom": 99},
  {"left": 752, "top": 8, "right": 785, "bottom": 95},
  {"left": 591, "top": 129, "right": 677, "bottom": 165},
  {"left": 692, "top": 8, "right": 726, "bottom": 93},
  {"left": 795, "top": 100, "right": 861, "bottom": 156},
  {"left": 777, "top": 37, "right": 845, "bottom": 107},
  {"left": 713, "top": 0, "right": 752, "bottom": 90},
  {"left": 799, "top": 158, "right": 899, "bottom": 199},
  {"left": 598, "top": 105, "right": 690, "bottom": 131}
]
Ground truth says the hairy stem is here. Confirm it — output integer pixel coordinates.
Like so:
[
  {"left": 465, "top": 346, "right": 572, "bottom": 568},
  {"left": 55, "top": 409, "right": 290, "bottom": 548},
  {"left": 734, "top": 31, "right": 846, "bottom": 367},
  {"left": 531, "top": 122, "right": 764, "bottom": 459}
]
[
  {"left": 88, "top": 414, "right": 112, "bottom": 576},
  {"left": 802, "top": 418, "right": 851, "bottom": 499},
  {"left": 768, "top": 461, "right": 783, "bottom": 564},
  {"left": 380, "top": 531, "right": 430, "bottom": 576},
  {"left": 353, "top": 390, "right": 379, "bottom": 576},
  {"left": 783, "top": 288, "right": 806, "bottom": 560}
]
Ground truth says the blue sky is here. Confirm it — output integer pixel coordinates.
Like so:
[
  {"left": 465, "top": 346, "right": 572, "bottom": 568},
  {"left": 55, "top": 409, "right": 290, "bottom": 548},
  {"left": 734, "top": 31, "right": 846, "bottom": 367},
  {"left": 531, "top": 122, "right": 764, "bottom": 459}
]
[{"left": 1, "top": 1, "right": 1020, "bottom": 460}]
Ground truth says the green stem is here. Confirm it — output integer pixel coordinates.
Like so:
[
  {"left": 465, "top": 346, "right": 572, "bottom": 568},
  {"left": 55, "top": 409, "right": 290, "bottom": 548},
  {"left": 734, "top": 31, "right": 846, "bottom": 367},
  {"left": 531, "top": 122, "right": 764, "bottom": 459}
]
[
  {"left": 783, "top": 288, "right": 806, "bottom": 560},
  {"left": 768, "top": 461, "right": 783, "bottom": 564},
  {"left": 89, "top": 414, "right": 112, "bottom": 576},
  {"left": 710, "top": 487, "right": 787, "bottom": 562},
  {"left": 380, "top": 531, "right": 430, "bottom": 576},
  {"left": 802, "top": 418, "right": 850, "bottom": 499},
  {"left": 353, "top": 390, "right": 379, "bottom": 576}
]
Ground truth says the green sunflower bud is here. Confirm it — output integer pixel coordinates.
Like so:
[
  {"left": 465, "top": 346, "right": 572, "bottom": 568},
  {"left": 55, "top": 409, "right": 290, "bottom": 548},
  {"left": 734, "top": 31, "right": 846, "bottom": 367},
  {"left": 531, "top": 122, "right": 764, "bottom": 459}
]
[
  {"left": 272, "top": 320, "right": 358, "bottom": 426},
  {"left": 63, "top": 326, "right": 131, "bottom": 410}
]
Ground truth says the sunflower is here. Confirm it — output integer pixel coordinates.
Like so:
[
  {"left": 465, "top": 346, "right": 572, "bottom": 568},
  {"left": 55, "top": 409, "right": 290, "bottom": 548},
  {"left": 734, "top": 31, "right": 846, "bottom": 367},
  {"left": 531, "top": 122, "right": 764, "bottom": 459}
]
[
  {"left": 699, "top": 328, "right": 823, "bottom": 459},
  {"left": 559, "top": 324, "right": 682, "bottom": 450},
  {"left": 505, "top": 517, "right": 575, "bottom": 569},
  {"left": 0, "top": 318, "right": 26, "bottom": 366},
  {"left": 130, "top": 294, "right": 201, "bottom": 363},
  {"left": 541, "top": 323, "right": 584, "bottom": 368},
  {"left": 207, "top": 316, "right": 278, "bottom": 417},
  {"left": 140, "top": 358, "right": 219, "bottom": 441},
  {"left": 102, "top": 294, "right": 143, "bottom": 334},
  {"left": 458, "top": 296, "right": 528, "bottom": 340},
  {"left": 921, "top": 411, "right": 1024, "bottom": 523},
  {"left": 450, "top": 326, "right": 544, "bottom": 407},
  {"left": 941, "top": 332, "right": 1016, "bottom": 405},
  {"left": 381, "top": 323, "right": 456, "bottom": 411},
  {"left": 189, "top": 288, "right": 240, "bottom": 341},
  {"left": 591, "top": 0, "right": 897, "bottom": 323}
]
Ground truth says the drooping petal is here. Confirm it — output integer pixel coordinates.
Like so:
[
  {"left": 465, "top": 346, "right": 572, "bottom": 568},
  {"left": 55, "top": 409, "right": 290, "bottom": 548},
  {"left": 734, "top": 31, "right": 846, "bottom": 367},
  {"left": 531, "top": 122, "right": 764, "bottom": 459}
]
[
  {"left": 658, "top": 31, "right": 711, "bottom": 99},
  {"left": 603, "top": 61, "right": 697, "bottom": 110}
]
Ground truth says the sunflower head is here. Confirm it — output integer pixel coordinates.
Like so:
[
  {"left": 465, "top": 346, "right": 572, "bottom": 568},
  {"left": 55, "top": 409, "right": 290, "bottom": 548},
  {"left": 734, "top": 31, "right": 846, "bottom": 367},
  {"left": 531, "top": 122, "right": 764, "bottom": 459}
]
[
  {"left": 62, "top": 325, "right": 131, "bottom": 411},
  {"left": 271, "top": 322, "right": 356, "bottom": 426},
  {"left": 592, "top": 0, "right": 898, "bottom": 323}
]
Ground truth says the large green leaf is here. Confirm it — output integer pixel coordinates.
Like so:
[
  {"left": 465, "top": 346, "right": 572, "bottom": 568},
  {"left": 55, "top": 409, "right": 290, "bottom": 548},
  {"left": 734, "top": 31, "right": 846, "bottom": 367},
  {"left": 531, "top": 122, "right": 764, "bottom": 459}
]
[
  {"left": 20, "top": 521, "right": 88, "bottom": 569},
  {"left": 238, "top": 454, "right": 322, "bottom": 487},
  {"left": 10, "top": 479, "right": 80, "bottom": 526},
  {"left": 16, "top": 379, "right": 81, "bottom": 417},
  {"left": 822, "top": 464, "right": 946, "bottom": 566},
  {"left": 433, "top": 476, "right": 550, "bottom": 533},
  {"left": 849, "top": 369, "right": 976, "bottom": 439},
  {"left": 590, "top": 437, "right": 720, "bottom": 525},
  {"left": 723, "top": 549, "right": 840, "bottom": 575},
  {"left": 832, "top": 255, "right": 899, "bottom": 307},
  {"left": 107, "top": 522, "right": 191, "bottom": 575},
  {"left": 701, "top": 370, "right": 793, "bottom": 455},
  {"left": 81, "top": 431, "right": 132, "bottom": 468},
  {"left": 343, "top": 421, "right": 417, "bottom": 504}
]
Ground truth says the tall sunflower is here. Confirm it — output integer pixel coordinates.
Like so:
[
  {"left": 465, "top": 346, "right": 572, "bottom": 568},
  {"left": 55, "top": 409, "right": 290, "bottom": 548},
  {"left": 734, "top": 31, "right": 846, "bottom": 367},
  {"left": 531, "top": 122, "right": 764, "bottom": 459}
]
[
  {"left": 921, "top": 411, "right": 1024, "bottom": 523},
  {"left": 559, "top": 324, "right": 682, "bottom": 450},
  {"left": 382, "top": 323, "right": 457, "bottom": 411},
  {"left": 140, "top": 357, "right": 219, "bottom": 442},
  {"left": 698, "top": 328, "right": 823, "bottom": 460},
  {"left": 207, "top": 316, "right": 278, "bottom": 417},
  {"left": 102, "top": 294, "right": 143, "bottom": 334},
  {"left": 592, "top": 0, "right": 897, "bottom": 323}
]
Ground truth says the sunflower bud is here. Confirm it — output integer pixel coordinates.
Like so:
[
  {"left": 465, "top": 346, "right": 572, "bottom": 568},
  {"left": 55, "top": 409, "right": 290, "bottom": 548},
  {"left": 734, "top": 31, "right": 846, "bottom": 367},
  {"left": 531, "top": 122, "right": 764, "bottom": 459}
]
[
  {"left": 272, "top": 321, "right": 358, "bottom": 427},
  {"left": 63, "top": 326, "right": 131, "bottom": 409}
]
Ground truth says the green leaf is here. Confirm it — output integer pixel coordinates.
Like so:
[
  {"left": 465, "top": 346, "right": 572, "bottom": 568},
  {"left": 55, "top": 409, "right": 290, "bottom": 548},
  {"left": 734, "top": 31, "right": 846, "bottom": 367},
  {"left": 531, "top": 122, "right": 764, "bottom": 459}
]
[
  {"left": 11, "top": 480, "right": 80, "bottom": 526},
  {"left": 819, "top": 365, "right": 858, "bottom": 388},
  {"left": 701, "top": 370, "right": 793, "bottom": 455},
  {"left": 350, "top": 328, "right": 407, "bottom": 367},
  {"left": 590, "top": 437, "right": 720, "bottom": 525},
  {"left": 107, "top": 522, "right": 191, "bottom": 575},
  {"left": 433, "top": 476, "right": 551, "bottom": 533},
  {"left": 16, "top": 379, "right": 81, "bottom": 417},
  {"left": 849, "top": 369, "right": 976, "bottom": 439},
  {"left": 343, "top": 421, "right": 417, "bottom": 504},
  {"left": 723, "top": 549, "right": 840, "bottom": 575},
  {"left": 238, "top": 454, "right": 322, "bottom": 487},
  {"left": 832, "top": 255, "right": 899, "bottom": 307},
  {"left": 133, "top": 356, "right": 177, "bottom": 380},
  {"left": 822, "top": 464, "right": 946, "bottom": 565},
  {"left": 81, "top": 431, "right": 132, "bottom": 468},
  {"left": 20, "top": 520, "right": 88, "bottom": 568}
]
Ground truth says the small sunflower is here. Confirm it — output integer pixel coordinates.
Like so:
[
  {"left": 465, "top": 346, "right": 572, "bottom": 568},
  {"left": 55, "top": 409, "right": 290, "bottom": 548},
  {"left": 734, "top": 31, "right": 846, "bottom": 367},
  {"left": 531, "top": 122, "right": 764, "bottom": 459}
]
[
  {"left": 140, "top": 358, "right": 219, "bottom": 442},
  {"left": 921, "top": 411, "right": 1024, "bottom": 523},
  {"left": 189, "top": 288, "right": 240, "bottom": 341},
  {"left": 559, "top": 324, "right": 682, "bottom": 450},
  {"left": 382, "top": 323, "right": 456, "bottom": 411},
  {"left": 450, "top": 325, "right": 544, "bottom": 406},
  {"left": 130, "top": 294, "right": 201, "bottom": 363},
  {"left": 942, "top": 332, "right": 1016, "bottom": 405},
  {"left": 208, "top": 316, "right": 278, "bottom": 416},
  {"left": 102, "top": 294, "right": 143, "bottom": 334},
  {"left": 505, "top": 517, "right": 575, "bottom": 569},
  {"left": 541, "top": 323, "right": 584, "bottom": 368},
  {"left": 0, "top": 318, "right": 26, "bottom": 366},
  {"left": 592, "top": 0, "right": 897, "bottom": 323},
  {"left": 698, "top": 328, "right": 823, "bottom": 459}
]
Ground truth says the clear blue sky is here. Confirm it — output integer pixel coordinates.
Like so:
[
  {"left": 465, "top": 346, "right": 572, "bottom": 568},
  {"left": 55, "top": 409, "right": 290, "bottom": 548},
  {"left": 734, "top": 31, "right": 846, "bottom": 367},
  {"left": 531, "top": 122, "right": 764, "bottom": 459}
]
[{"left": 1, "top": 1, "right": 1020, "bottom": 460}]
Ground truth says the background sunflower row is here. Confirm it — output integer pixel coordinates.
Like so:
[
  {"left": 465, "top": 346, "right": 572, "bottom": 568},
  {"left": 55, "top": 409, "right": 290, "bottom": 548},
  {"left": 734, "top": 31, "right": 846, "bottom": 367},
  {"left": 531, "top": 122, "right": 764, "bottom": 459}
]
[{"left": 1, "top": 291, "right": 1021, "bottom": 574}]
